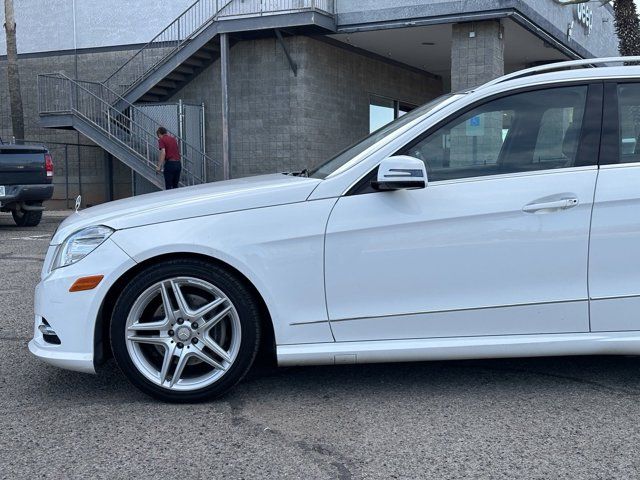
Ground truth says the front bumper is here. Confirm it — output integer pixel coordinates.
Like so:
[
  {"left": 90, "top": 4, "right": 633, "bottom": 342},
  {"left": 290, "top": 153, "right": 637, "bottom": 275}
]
[
  {"left": 28, "top": 338, "right": 95, "bottom": 373},
  {"left": 29, "top": 236, "right": 136, "bottom": 374},
  {"left": 0, "top": 184, "right": 54, "bottom": 208}
]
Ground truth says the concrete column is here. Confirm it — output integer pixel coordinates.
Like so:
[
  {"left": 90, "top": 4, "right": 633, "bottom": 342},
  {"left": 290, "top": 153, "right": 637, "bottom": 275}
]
[
  {"left": 451, "top": 20, "right": 504, "bottom": 91},
  {"left": 450, "top": 21, "right": 505, "bottom": 168}
]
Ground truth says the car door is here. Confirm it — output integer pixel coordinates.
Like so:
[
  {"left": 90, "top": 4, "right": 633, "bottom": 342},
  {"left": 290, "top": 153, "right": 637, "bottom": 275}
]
[
  {"left": 589, "top": 81, "right": 640, "bottom": 331},
  {"left": 324, "top": 83, "right": 602, "bottom": 342}
]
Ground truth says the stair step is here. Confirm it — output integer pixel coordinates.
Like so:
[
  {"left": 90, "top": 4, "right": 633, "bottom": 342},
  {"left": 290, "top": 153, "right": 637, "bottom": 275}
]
[
  {"left": 192, "top": 50, "right": 214, "bottom": 60},
  {"left": 175, "top": 65, "right": 196, "bottom": 75},
  {"left": 183, "top": 57, "right": 205, "bottom": 68},
  {"left": 166, "top": 72, "right": 189, "bottom": 82},
  {"left": 202, "top": 43, "right": 220, "bottom": 53},
  {"left": 156, "top": 79, "right": 178, "bottom": 89},
  {"left": 148, "top": 86, "right": 170, "bottom": 96},
  {"left": 140, "top": 93, "right": 162, "bottom": 102}
]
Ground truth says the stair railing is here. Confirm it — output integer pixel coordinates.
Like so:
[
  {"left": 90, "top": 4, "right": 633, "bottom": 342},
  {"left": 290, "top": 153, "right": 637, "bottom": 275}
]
[
  {"left": 38, "top": 72, "right": 220, "bottom": 186},
  {"left": 104, "top": 0, "right": 234, "bottom": 96}
]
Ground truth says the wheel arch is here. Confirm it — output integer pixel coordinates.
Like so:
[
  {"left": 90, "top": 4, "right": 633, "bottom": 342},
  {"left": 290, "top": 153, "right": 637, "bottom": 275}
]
[{"left": 94, "top": 252, "right": 276, "bottom": 368}]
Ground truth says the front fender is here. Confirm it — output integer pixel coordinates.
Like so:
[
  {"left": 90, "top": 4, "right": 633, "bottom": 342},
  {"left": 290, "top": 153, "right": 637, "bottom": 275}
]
[{"left": 110, "top": 200, "right": 338, "bottom": 345}]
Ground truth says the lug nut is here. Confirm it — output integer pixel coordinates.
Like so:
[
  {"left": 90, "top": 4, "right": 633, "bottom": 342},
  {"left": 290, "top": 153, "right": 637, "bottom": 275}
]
[
  {"left": 177, "top": 342, "right": 184, "bottom": 349},
  {"left": 168, "top": 330, "right": 174, "bottom": 336},
  {"left": 191, "top": 338, "right": 198, "bottom": 344},
  {"left": 177, "top": 318, "right": 184, "bottom": 325},
  {"left": 191, "top": 322, "right": 198, "bottom": 329}
]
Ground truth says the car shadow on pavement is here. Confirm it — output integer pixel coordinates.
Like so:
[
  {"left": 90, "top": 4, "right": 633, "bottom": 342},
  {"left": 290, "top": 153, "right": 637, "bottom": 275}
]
[
  {"left": 250, "top": 355, "right": 640, "bottom": 398},
  {"left": 32, "top": 354, "right": 640, "bottom": 405}
]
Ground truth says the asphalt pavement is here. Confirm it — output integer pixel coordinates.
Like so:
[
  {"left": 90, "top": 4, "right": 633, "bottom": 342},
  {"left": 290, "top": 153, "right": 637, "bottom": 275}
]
[{"left": 2, "top": 211, "right": 640, "bottom": 479}]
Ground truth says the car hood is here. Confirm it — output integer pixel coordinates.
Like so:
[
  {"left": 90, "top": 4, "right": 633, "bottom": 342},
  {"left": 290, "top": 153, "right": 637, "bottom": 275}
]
[{"left": 51, "top": 174, "right": 322, "bottom": 245}]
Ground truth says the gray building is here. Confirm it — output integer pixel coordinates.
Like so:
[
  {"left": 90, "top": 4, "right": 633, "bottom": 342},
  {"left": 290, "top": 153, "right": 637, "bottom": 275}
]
[{"left": 0, "top": 0, "right": 619, "bottom": 206}]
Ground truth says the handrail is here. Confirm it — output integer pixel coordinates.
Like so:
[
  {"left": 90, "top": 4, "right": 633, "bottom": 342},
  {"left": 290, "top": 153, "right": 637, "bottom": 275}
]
[
  {"left": 38, "top": 72, "right": 215, "bottom": 186},
  {"left": 87, "top": 77, "right": 181, "bottom": 141},
  {"left": 110, "top": 0, "right": 209, "bottom": 76},
  {"left": 104, "top": 0, "right": 234, "bottom": 94},
  {"left": 98, "top": 75, "right": 222, "bottom": 170},
  {"left": 41, "top": 74, "right": 182, "bottom": 175},
  {"left": 217, "top": 0, "right": 334, "bottom": 18},
  {"left": 480, "top": 56, "right": 640, "bottom": 89},
  {"left": 41, "top": 73, "right": 178, "bottom": 152},
  {"left": 103, "top": 0, "right": 335, "bottom": 96}
]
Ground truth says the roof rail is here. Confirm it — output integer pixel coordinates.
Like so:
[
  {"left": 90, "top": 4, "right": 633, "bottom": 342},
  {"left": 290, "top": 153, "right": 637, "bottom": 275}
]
[{"left": 480, "top": 56, "right": 640, "bottom": 89}]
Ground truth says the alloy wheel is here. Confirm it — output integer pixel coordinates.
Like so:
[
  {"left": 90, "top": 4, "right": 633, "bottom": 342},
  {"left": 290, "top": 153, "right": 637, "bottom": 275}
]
[{"left": 124, "top": 276, "right": 241, "bottom": 391}]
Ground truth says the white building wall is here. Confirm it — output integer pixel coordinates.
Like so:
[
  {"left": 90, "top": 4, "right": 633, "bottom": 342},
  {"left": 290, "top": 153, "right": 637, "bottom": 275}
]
[
  {"left": 1, "top": 0, "right": 619, "bottom": 57},
  {"left": 0, "top": 0, "right": 193, "bottom": 55}
]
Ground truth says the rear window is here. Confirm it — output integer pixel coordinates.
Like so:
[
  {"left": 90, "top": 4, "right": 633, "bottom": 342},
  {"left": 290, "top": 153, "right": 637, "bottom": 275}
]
[{"left": 618, "top": 84, "right": 640, "bottom": 163}]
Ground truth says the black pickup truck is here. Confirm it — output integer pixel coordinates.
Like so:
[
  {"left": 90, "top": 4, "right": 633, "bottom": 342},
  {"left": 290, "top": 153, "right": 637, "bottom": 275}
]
[{"left": 0, "top": 143, "right": 54, "bottom": 227}]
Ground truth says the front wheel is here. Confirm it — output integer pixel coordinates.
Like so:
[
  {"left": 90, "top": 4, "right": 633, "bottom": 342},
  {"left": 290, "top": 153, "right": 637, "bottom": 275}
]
[{"left": 110, "top": 259, "right": 261, "bottom": 402}]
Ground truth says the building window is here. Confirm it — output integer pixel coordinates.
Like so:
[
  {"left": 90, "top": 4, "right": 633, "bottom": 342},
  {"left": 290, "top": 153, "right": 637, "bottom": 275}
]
[{"left": 369, "top": 95, "right": 417, "bottom": 132}]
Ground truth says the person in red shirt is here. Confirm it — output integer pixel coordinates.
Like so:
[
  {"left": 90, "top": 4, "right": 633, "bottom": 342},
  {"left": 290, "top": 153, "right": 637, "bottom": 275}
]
[{"left": 155, "top": 126, "right": 182, "bottom": 189}]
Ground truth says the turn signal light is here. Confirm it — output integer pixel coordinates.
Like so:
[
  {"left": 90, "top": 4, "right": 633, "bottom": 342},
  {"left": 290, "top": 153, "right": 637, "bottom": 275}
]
[{"left": 69, "top": 275, "right": 104, "bottom": 292}]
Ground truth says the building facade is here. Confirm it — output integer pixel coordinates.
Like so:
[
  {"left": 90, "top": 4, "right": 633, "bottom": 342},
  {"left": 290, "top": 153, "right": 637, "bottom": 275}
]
[{"left": 0, "top": 0, "right": 619, "bottom": 206}]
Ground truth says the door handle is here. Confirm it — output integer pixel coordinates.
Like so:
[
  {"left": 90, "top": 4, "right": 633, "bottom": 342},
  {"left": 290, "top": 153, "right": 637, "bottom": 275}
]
[{"left": 522, "top": 197, "right": 578, "bottom": 213}]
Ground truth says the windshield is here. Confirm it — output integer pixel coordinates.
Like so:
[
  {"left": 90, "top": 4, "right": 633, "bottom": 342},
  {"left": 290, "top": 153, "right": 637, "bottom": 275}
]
[{"left": 308, "top": 94, "right": 457, "bottom": 179}]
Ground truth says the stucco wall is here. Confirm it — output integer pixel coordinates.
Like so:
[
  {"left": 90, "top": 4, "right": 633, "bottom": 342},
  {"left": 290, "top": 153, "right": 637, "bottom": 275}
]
[
  {"left": 0, "top": 0, "right": 193, "bottom": 55},
  {"left": 1, "top": 0, "right": 618, "bottom": 58}
]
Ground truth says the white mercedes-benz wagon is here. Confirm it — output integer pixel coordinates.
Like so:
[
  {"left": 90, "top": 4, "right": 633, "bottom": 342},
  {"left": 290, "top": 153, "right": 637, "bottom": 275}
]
[{"left": 30, "top": 58, "right": 640, "bottom": 401}]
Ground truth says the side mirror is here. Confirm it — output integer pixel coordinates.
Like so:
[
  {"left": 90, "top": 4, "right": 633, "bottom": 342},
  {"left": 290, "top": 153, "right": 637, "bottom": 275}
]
[{"left": 371, "top": 155, "right": 427, "bottom": 191}]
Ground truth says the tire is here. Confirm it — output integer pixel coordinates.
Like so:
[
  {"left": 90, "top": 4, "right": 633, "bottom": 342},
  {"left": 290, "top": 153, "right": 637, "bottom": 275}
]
[
  {"left": 12, "top": 208, "right": 42, "bottom": 227},
  {"left": 110, "top": 258, "right": 261, "bottom": 402}
]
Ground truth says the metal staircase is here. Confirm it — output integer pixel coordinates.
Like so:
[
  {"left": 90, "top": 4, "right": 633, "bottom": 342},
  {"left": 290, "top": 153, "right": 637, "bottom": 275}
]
[
  {"left": 105, "top": 0, "right": 234, "bottom": 105},
  {"left": 104, "top": 0, "right": 335, "bottom": 105},
  {"left": 37, "top": 0, "right": 336, "bottom": 190},
  {"left": 38, "top": 72, "right": 216, "bottom": 188},
  {"left": 38, "top": 0, "right": 235, "bottom": 190}
]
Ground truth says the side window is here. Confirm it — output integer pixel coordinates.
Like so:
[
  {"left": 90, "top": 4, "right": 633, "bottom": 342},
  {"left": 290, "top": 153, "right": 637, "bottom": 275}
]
[
  {"left": 618, "top": 83, "right": 640, "bottom": 161},
  {"left": 400, "top": 86, "right": 588, "bottom": 182}
]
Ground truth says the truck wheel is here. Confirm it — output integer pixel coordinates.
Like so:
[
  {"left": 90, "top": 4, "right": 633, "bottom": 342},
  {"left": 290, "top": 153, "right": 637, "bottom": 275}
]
[{"left": 12, "top": 208, "right": 43, "bottom": 227}]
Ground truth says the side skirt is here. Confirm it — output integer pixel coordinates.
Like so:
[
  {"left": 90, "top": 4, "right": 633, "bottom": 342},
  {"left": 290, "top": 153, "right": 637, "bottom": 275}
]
[{"left": 277, "top": 331, "right": 640, "bottom": 366}]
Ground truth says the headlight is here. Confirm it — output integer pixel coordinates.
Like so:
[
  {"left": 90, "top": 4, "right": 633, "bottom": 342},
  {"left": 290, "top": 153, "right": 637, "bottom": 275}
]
[{"left": 52, "top": 225, "right": 114, "bottom": 269}]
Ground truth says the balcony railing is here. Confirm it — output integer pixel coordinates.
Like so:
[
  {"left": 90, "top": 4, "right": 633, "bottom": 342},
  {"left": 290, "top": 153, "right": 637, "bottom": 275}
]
[{"left": 218, "top": 0, "right": 334, "bottom": 18}]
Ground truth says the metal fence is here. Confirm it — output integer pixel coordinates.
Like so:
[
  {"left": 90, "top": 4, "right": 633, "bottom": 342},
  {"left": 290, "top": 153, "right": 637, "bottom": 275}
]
[{"left": 133, "top": 101, "right": 208, "bottom": 182}]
